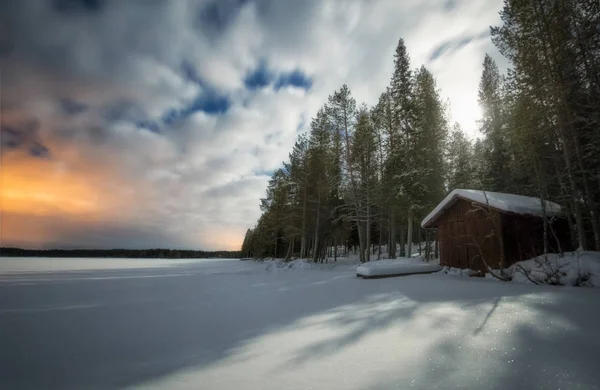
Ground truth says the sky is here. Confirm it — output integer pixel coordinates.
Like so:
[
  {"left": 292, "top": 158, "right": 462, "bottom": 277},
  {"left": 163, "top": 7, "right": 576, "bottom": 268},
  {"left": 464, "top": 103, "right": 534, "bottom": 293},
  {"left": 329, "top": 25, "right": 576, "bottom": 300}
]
[{"left": 0, "top": 0, "right": 506, "bottom": 251}]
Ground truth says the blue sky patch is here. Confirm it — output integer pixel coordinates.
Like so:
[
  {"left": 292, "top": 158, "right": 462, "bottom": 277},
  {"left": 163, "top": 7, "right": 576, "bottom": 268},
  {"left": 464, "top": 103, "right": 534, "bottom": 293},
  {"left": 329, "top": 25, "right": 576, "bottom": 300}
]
[
  {"left": 162, "top": 91, "right": 231, "bottom": 125},
  {"left": 136, "top": 120, "right": 161, "bottom": 133},
  {"left": 274, "top": 70, "right": 312, "bottom": 91},
  {"left": 179, "top": 61, "right": 231, "bottom": 115},
  {"left": 429, "top": 42, "right": 452, "bottom": 61},
  {"left": 193, "top": 92, "right": 231, "bottom": 115},
  {"left": 429, "top": 31, "right": 490, "bottom": 62},
  {"left": 244, "top": 59, "right": 274, "bottom": 90}
]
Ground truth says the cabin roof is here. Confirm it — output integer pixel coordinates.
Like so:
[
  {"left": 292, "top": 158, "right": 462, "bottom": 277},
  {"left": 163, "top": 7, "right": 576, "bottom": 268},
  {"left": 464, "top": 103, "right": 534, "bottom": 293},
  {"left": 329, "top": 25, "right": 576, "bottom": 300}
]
[{"left": 421, "top": 189, "right": 563, "bottom": 228}]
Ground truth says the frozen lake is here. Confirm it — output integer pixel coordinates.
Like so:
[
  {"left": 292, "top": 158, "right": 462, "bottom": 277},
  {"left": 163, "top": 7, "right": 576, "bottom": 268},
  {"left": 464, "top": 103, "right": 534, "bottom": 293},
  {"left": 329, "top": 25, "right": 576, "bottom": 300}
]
[{"left": 1, "top": 257, "right": 600, "bottom": 389}]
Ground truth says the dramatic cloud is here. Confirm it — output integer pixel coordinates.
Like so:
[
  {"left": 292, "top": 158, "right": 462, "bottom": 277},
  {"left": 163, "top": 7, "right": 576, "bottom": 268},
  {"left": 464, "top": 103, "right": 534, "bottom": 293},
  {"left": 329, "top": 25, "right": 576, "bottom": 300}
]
[{"left": 0, "top": 0, "right": 504, "bottom": 250}]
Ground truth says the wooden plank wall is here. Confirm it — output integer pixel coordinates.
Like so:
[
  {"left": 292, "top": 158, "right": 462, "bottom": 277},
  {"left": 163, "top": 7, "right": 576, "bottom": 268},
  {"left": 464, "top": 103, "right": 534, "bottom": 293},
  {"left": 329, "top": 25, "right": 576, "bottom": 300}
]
[
  {"left": 436, "top": 198, "right": 504, "bottom": 271},
  {"left": 436, "top": 197, "right": 573, "bottom": 270}
]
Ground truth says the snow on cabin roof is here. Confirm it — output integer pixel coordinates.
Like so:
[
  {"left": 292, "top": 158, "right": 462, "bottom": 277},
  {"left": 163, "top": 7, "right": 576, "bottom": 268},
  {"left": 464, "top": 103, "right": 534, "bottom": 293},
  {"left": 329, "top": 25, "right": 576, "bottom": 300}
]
[{"left": 421, "top": 189, "right": 563, "bottom": 228}]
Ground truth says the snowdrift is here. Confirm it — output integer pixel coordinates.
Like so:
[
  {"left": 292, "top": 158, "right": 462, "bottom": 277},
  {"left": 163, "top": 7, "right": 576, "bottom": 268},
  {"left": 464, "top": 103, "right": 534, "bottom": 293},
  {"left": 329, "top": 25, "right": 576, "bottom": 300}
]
[
  {"left": 506, "top": 251, "right": 600, "bottom": 287},
  {"left": 262, "top": 258, "right": 358, "bottom": 272},
  {"left": 439, "top": 251, "right": 600, "bottom": 287},
  {"left": 356, "top": 258, "right": 442, "bottom": 278}
]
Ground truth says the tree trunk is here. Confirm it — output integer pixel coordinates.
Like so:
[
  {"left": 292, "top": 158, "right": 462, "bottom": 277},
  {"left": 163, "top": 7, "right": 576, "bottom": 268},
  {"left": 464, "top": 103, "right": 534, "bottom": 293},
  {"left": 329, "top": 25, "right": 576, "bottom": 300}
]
[
  {"left": 532, "top": 0, "right": 600, "bottom": 250},
  {"left": 341, "top": 110, "right": 366, "bottom": 262},
  {"left": 376, "top": 120, "right": 386, "bottom": 261},
  {"left": 571, "top": 132, "right": 600, "bottom": 250},
  {"left": 366, "top": 201, "right": 371, "bottom": 262},
  {"left": 407, "top": 207, "right": 413, "bottom": 258},
  {"left": 424, "top": 229, "right": 430, "bottom": 261},
  {"left": 389, "top": 207, "right": 396, "bottom": 259},
  {"left": 533, "top": 158, "right": 549, "bottom": 256},
  {"left": 300, "top": 177, "right": 308, "bottom": 258},
  {"left": 557, "top": 130, "right": 588, "bottom": 250},
  {"left": 312, "top": 192, "right": 321, "bottom": 263},
  {"left": 529, "top": 1, "right": 591, "bottom": 250},
  {"left": 399, "top": 223, "right": 405, "bottom": 257},
  {"left": 358, "top": 221, "right": 365, "bottom": 263},
  {"left": 334, "top": 233, "right": 338, "bottom": 262},
  {"left": 552, "top": 156, "right": 578, "bottom": 249},
  {"left": 285, "top": 239, "right": 293, "bottom": 261},
  {"left": 378, "top": 215, "right": 383, "bottom": 260},
  {"left": 418, "top": 228, "right": 422, "bottom": 257}
]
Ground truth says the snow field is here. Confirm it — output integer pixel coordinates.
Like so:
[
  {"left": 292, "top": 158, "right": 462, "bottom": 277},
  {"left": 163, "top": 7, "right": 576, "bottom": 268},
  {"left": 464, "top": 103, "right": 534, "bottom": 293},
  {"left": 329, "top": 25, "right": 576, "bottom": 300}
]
[{"left": 1, "top": 257, "right": 600, "bottom": 389}]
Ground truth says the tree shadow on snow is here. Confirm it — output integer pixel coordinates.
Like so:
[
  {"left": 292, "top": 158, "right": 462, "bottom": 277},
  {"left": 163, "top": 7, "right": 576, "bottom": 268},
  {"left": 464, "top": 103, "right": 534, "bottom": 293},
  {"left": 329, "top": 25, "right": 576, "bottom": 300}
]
[
  {"left": 363, "top": 280, "right": 600, "bottom": 390},
  {"left": 2, "top": 262, "right": 600, "bottom": 390}
]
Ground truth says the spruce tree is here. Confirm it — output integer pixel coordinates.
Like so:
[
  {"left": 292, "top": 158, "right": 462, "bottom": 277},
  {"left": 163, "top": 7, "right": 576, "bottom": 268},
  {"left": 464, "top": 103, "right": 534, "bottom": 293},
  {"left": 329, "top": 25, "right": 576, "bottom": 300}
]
[{"left": 477, "top": 54, "right": 511, "bottom": 193}]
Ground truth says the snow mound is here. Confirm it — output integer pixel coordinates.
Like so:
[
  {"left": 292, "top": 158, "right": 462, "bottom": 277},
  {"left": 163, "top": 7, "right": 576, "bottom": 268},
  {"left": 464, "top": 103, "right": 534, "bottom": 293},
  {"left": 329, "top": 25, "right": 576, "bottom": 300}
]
[
  {"left": 437, "top": 266, "right": 479, "bottom": 277},
  {"left": 356, "top": 258, "right": 442, "bottom": 278},
  {"left": 262, "top": 258, "right": 358, "bottom": 272},
  {"left": 263, "top": 259, "right": 315, "bottom": 272},
  {"left": 422, "top": 189, "right": 562, "bottom": 228},
  {"left": 506, "top": 251, "right": 600, "bottom": 287},
  {"left": 437, "top": 251, "right": 600, "bottom": 287}
]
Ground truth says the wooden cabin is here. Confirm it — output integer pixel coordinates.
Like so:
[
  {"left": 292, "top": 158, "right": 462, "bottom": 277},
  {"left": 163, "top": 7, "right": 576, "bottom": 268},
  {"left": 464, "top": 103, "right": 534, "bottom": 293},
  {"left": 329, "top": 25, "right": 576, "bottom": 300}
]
[{"left": 421, "top": 189, "right": 572, "bottom": 271}]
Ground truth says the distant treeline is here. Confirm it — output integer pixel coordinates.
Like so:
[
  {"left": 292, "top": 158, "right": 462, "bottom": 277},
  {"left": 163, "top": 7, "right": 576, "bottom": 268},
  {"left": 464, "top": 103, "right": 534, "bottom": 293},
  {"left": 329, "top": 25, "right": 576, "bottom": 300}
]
[{"left": 0, "top": 247, "right": 242, "bottom": 259}]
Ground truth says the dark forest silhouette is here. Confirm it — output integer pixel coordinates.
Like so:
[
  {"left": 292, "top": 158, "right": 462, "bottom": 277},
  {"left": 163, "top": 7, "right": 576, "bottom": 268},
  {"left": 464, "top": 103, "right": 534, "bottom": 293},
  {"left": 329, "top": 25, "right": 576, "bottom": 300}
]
[{"left": 1, "top": 247, "right": 241, "bottom": 259}]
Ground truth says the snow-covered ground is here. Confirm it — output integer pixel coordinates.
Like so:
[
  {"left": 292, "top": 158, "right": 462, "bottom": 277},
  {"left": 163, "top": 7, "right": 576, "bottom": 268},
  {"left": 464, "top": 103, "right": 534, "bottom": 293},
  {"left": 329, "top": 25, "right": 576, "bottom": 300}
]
[
  {"left": 260, "top": 255, "right": 360, "bottom": 272},
  {"left": 0, "top": 256, "right": 212, "bottom": 273},
  {"left": 1, "top": 257, "right": 600, "bottom": 389}
]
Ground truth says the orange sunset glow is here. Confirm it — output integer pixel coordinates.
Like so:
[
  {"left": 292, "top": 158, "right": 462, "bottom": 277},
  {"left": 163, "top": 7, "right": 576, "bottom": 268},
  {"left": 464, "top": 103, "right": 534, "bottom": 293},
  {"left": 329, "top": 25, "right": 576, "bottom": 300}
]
[
  {"left": 1, "top": 144, "right": 244, "bottom": 250},
  {"left": 2, "top": 157, "right": 101, "bottom": 217}
]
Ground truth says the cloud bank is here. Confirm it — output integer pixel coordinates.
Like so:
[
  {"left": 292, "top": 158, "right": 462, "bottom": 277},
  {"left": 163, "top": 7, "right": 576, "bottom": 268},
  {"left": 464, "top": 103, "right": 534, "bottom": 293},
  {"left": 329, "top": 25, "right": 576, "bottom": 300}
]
[{"left": 0, "top": 0, "right": 503, "bottom": 250}]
